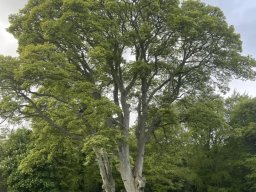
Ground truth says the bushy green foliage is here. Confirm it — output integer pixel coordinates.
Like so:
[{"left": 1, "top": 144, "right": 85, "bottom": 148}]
[
  {"left": 2, "top": 95, "right": 256, "bottom": 191},
  {"left": 0, "top": 128, "right": 102, "bottom": 192},
  {"left": 228, "top": 97, "right": 256, "bottom": 191},
  {"left": 0, "top": 128, "right": 33, "bottom": 192}
]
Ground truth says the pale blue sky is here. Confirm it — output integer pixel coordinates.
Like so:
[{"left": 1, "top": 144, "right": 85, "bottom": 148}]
[
  {"left": 0, "top": 0, "right": 255, "bottom": 96},
  {"left": 204, "top": 0, "right": 256, "bottom": 96},
  {"left": 205, "top": 0, "right": 256, "bottom": 56}
]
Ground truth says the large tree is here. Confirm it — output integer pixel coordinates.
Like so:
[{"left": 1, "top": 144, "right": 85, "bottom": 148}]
[{"left": 0, "top": 0, "right": 255, "bottom": 191}]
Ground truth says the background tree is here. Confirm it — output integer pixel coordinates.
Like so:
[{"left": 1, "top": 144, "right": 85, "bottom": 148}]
[
  {"left": 0, "top": 128, "right": 32, "bottom": 192},
  {"left": 143, "top": 108, "right": 194, "bottom": 192},
  {"left": 228, "top": 97, "right": 256, "bottom": 191},
  {"left": 0, "top": 127, "right": 103, "bottom": 192},
  {"left": 0, "top": 127, "right": 9, "bottom": 192},
  {"left": 179, "top": 94, "right": 235, "bottom": 192}
]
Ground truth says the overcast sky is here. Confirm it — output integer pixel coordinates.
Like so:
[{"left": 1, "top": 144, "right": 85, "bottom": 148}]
[{"left": 0, "top": 0, "right": 256, "bottom": 97}]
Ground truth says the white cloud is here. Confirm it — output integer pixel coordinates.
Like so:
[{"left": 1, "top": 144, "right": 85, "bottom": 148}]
[
  {"left": 228, "top": 79, "right": 256, "bottom": 97},
  {"left": 0, "top": 22, "right": 18, "bottom": 56},
  {"left": 0, "top": 0, "right": 27, "bottom": 56}
]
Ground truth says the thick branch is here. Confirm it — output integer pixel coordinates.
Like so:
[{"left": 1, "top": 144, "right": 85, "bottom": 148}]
[{"left": 18, "top": 91, "right": 83, "bottom": 141}]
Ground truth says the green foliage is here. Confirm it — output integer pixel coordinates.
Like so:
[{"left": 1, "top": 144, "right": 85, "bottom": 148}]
[
  {"left": 0, "top": 0, "right": 256, "bottom": 191},
  {"left": 0, "top": 128, "right": 32, "bottom": 192},
  {"left": 176, "top": 94, "right": 237, "bottom": 192},
  {"left": 0, "top": 128, "right": 102, "bottom": 192},
  {"left": 230, "top": 98, "right": 256, "bottom": 128},
  {"left": 0, "top": 130, "right": 8, "bottom": 192},
  {"left": 227, "top": 97, "right": 256, "bottom": 191},
  {"left": 144, "top": 126, "right": 195, "bottom": 192}
]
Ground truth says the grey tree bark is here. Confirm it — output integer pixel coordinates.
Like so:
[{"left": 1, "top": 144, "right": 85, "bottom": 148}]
[{"left": 95, "top": 148, "right": 115, "bottom": 192}]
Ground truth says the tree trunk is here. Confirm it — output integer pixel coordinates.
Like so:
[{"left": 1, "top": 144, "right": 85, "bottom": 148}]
[
  {"left": 118, "top": 143, "right": 146, "bottom": 192},
  {"left": 95, "top": 148, "right": 115, "bottom": 192},
  {"left": 134, "top": 136, "right": 146, "bottom": 191},
  {"left": 118, "top": 89, "right": 146, "bottom": 191}
]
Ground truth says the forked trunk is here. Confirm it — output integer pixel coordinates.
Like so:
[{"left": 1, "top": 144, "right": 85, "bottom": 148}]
[
  {"left": 118, "top": 143, "right": 146, "bottom": 192},
  {"left": 118, "top": 93, "right": 146, "bottom": 191}
]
